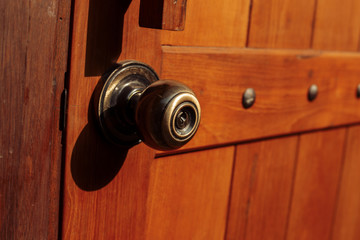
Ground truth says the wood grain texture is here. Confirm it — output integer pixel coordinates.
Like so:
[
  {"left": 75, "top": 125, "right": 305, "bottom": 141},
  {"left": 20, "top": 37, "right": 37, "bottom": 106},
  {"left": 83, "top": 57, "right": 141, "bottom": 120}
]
[
  {"left": 145, "top": 147, "right": 234, "bottom": 239},
  {"left": 312, "top": 0, "right": 360, "bottom": 51},
  {"left": 161, "top": 0, "right": 250, "bottom": 47},
  {"left": 62, "top": 142, "right": 154, "bottom": 239},
  {"left": 61, "top": 0, "right": 162, "bottom": 238},
  {"left": 332, "top": 125, "right": 360, "bottom": 240},
  {"left": 226, "top": 136, "right": 298, "bottom": 240},
  {"left": 62, "top": 0, "right": 360, "bottom": 239},
  {"left": 0, "top": 0, "right": 71, "bottom": 238},
  {"left": 286, "top": 128, "right": 346, "bottom": 240},
  {"left": 162, "top": 0, "right": 187, "bottom": 30},
  {"left": 161, "top": 47, "right": 360, "bottom": 151},
  {"left": 248, "top": 0, "right": 316, "bottom": 48},
  {"left": 139, "top": 0, "right": 186, "bottom": 31}
]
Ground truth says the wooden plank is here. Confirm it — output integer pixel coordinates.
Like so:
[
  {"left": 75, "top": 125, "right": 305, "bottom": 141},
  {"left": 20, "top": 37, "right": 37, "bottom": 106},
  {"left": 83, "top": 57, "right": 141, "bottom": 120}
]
[
  {"left": 161, "top": 47, "right": 360, "bottom": 151},
  {"left": 286, "top": 128, "right": 346, "bottom": 240},
  {"left": 61, "top": 0, "right": 163, "bottom": 238},
  {"left": 84, "top": 0, "right": 132, "bottom": 76},
  {"left": 145, "top": 147, "right": 234, "bottom": 239},
  {"left": 162, "top": 0, "right": 187, "bottom": 30},
  {"left": 226, "top": 136, "right": 298, "bottom": 240},
  {"left": 332, "top": 125, "right": 360, "bottom": 240},
  {"left": 312, "top": 0, "right": 360, "bottom": 51},
  {"left": 62, "top": 142, "right": 154, "bottom": 239},
  {"left": 248, "top": 0, "right": 316, "bottom": 48},
  {"left": 139, "top": 0, "right": 187, "bottom": 31},
  {"left": 0, "top": 0, "right": 71, "bottom": 238},
  {"left": 161, "top": 0, "right": 250, "bottom": 47}
]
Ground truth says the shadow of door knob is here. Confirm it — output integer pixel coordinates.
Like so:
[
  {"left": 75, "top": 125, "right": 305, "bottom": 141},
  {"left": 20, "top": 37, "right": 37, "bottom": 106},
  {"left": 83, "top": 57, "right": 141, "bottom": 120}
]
[{"left": 96, "top": 60, "right": 201, "bottom": 151}]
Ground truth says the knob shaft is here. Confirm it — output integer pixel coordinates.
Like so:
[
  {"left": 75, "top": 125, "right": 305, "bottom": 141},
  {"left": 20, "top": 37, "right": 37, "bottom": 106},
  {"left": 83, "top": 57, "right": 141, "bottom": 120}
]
[{"left": 96, "top": 61, "right": 201, "bottom": 151}]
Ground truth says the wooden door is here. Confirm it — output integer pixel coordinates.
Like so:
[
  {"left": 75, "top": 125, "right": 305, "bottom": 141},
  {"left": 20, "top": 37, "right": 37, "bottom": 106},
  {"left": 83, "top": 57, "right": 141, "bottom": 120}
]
[{"left": 62, "top": 0, "right": 360, "bottom": 239}]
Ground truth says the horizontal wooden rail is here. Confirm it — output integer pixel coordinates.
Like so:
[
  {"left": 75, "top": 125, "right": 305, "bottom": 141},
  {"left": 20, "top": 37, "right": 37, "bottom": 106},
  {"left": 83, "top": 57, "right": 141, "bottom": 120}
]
[{"left": 159, "top": 46, "right": 360, "bottom": 152}]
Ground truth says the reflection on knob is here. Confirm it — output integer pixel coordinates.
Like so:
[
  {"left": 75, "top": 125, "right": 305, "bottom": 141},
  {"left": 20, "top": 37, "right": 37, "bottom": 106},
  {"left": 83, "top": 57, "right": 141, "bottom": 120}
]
[{"left": 96, "top": 60, "right": 201, "bottom": 151}]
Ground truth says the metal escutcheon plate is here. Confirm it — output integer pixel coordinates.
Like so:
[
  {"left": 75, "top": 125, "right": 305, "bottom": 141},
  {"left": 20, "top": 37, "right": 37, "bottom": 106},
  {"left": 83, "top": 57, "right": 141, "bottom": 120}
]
[{"left": 97, "top": 61, "right": 159, "bottom": 146}]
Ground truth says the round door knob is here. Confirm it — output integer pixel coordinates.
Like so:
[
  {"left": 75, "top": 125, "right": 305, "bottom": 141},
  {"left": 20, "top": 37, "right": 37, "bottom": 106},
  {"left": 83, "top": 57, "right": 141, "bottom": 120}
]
[{"left": 95, "top": 60, "right": 201, "bottom": 151}]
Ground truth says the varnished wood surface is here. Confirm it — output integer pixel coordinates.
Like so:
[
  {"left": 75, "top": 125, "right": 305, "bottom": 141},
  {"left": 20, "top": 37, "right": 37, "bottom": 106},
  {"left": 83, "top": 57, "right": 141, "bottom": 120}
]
[
  {"left": 145, "top": 147, "right": 234, "bottom": 239},
  {"left": 226, "top": 136, "right": 298, "bottom": 240},
  {"left": 62, "top": 0, "right": 360, "bottom": 239},
  {"left": 226, "top": 127, "right": 354, "bottom": 240},
  {"left": 161, "top": 47, "right": 360, "bottom": 150},
  {"left": 313, "top": 0, "right": 360, "bottom": 51},
  {"left": 332, "top": 126, "right": 360, "bottom": 240},
  {"left": 62, "top": 0, "right": 161, "bottom": 238},
  {"left": 285, "top": 2, "right": 360, "bottom": 240},
  {"left": 139, "top": 0, "right": 187, "bottom": 31},
  {"left": 286, "top": 129, "right": 346, "bottom": 240},
  {"left": 248, "top": 0, "right": 315, "bottom": 48},
  {"left": 1, "top": 0, "right": 360, "bottom": 238},
  {"left": 0, "top": 0, "right": 71, "bottom": 238},
  {"left": 62, "top": 143, "right": 154, "bottom": 239},
  {"left": 162, "top": 0, "right": 187, "bottom": 30},
  {"left": 161, "top": 0, "right": 250, "bottom": 47}
]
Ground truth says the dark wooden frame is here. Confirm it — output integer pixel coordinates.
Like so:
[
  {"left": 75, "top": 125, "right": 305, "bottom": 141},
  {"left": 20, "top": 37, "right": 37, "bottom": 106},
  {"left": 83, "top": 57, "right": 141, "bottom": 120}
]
[{"left": 0, "top": 0, "right": 71, "bottom": 238}]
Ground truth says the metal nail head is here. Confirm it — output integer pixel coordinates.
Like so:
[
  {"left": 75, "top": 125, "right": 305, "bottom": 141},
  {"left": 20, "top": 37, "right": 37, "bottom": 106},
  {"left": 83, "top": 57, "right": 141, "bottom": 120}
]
[
  {"left": 242, "top": 88, "right": 256, "bottom": 109},
  {"left": 308, "top": 84, "right": 318, "bottom": 101}
]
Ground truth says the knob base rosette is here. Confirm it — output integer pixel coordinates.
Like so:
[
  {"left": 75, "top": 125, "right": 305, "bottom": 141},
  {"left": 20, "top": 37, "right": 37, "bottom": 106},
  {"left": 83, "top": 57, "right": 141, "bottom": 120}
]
[{"left": 96, "top": 60, "right": 201, "bottom": 151}]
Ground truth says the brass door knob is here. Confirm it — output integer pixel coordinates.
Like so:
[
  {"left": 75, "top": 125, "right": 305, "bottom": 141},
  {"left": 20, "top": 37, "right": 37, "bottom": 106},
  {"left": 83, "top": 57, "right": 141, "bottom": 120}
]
[{"left": 96, "top": 61, "right": 201, "bottom": 151}]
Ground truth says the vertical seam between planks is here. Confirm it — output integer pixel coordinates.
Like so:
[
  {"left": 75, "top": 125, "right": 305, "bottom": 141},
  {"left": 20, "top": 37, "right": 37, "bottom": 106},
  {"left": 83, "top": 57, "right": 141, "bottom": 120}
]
[
  {"left": 242, "top": 141, "right": 261, "bottom": 240},
  {"left": 245, "top": 0, "right": 253, "bottom": 48},
  {"left": 159, "top": 37, "right": 164, "bottom": 77},
  {"left": 358, "top": 7, "right": 360, "bottom": 51},
  {"left": 57, "top": 0, "right": 75, "bottom": 238},
  {"left": 51, "top": 0, "right": 64, "bottom": 238},
  {"left": 358, "top": 28, "right": 360, "bottom": 51},
  {"left": 223, "top": 145, "right": 238, "bottom": 240},
  {"left": 309, "top": 0, "right": 319, "bottom": 48},
  {"left": 328, "top": 127, "right": 349, "bottom": 240},
  {"left": 282, "top": 134, "right": 301, "bottom": 240}
]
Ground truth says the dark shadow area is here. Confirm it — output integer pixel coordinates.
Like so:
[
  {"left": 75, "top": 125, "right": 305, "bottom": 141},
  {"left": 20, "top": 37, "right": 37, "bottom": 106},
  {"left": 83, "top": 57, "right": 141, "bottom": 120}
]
[
  {"left": 71, "top": 124, "right": 129, "bottom": 191},
  {"left": 85, "top": 0, "right": 131, "bottom": 76},
  {"left": 139, "top": 0, "right": 164, "bottom": 29},
  {"left": 71, "top": 77, "right": 129, "bottom": 191}
]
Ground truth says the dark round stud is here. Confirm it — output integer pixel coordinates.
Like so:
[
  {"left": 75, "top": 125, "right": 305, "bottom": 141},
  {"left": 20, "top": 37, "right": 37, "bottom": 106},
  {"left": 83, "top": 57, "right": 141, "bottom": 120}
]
[
  {"left": 242, "top": 88, "right": 256, "bottom": 109},
  {"left": 308, "top": 84, "right": 318, "bottom": 101}
]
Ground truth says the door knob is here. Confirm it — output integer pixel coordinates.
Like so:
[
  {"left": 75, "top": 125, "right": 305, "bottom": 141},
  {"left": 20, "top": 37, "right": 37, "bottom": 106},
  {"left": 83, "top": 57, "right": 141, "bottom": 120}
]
[{"left": 95, "top": 61, "right": 201, "bottom": 151}]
